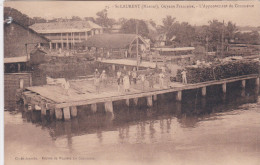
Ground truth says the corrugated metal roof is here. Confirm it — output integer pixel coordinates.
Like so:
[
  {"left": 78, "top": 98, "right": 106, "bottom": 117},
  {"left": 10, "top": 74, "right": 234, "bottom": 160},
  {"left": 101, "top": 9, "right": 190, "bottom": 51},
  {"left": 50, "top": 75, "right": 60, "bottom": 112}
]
[
  {"left": 78, "top": 34, "right": 147, "bottom": 49},
  {"left": 29, "top": 21, "right": 102, "bottom": 34}
]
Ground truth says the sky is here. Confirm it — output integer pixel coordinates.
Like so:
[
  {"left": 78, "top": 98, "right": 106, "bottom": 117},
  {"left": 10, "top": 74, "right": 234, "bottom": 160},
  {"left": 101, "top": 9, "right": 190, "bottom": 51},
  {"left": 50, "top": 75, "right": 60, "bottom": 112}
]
[{"left": 3, "top": 1, "right": 260, "bottom": 27}]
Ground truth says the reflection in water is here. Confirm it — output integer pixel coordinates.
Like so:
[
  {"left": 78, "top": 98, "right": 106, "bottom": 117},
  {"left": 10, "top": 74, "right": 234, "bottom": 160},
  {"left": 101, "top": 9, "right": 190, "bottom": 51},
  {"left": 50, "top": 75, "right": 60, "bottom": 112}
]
[
  {"left": 4, "top": 74, "right": 260, "bottom": 164},
  {"left": 11, "top": 84, "right": 259, "bottom": 152}
]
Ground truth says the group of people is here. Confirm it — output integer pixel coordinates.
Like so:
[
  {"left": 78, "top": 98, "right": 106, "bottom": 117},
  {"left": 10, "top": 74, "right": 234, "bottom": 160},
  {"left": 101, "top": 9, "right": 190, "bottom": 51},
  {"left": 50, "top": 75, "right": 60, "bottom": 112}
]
[
  {"left": 93, "top": 66, "right": 188, "bottom": 94},
  {"left": 93, "top": 69, "right": 107, "bottom": 93},
  {"left": 116, "top": 68, "right": 137, "bottom": 92},
  {"left": 117, "top": 67, "right": 167, "bottom": 92}
]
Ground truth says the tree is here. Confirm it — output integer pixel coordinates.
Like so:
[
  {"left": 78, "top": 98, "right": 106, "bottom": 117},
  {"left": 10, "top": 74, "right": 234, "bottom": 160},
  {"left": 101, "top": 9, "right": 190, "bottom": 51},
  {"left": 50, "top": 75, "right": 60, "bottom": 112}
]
[
  {"left": 118, "top": 18, "right": 128, "bottom": 25},
  {"left": 95, "top": 9, "right": 115, "bottom": 28},
  {"left": 167, "top": 22, "right": 196, "bottom": 46},
  {"left": 71, "top": 16, "right": 82, "bottom": 21},
  {"left": 225, "top": 21, "right": 237, "bottom": 42},
  {"left": 32, "top": 17, "right": 47, "bottom": 23},
  {"left": 160, "top": 16, "right": 176, "bottom": 35},
  {"left": 120, "top": 19, "right": 149, "bottom": 38},
  {"left": 235, "top": 31, "right": 260, "bottom": 45},
  {"left": 4, "top": 7, "right": 34, "bottom": 27},
  {"left": 84, "top": 17, "right": 96, "bottom": 22}
]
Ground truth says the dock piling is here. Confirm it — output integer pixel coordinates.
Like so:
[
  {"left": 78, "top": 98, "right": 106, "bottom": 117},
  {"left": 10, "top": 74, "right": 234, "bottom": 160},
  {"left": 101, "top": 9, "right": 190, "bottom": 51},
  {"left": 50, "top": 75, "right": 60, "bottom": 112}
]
[
  {"left": 104, "top": 101, "right": 114, "bottom": 115},
  {"left": 176, "top": 91, "right": 182, "bottom": 101},
  {"left": 55, "top": 108, "right": 63, "bottom": 120},
  {"left": 91, "top": 104, "right": 97, "bottom": 113},
  {"left": 133, "top": 98, "right": 138, "bottom": 106},
  {"left": 63, "top": 107, "right": 71, "bottom": 120},
  {"left": 153, "top": 95, "right": 157, "bottom": 101},
  {"left": 41, "top": 104, "right": 47, "bottom": 116},
  {"left": 222, "top": 83, "right": 227, "bottom": 94},
  {"left": 147, "top": 96, "right": 153, "bottom": 107},
  {"left": 241, "top": 80, "right": 246, "bottom": 88},
  {"left": 70, "top": 106, "right": 77, "bottom": 117},
  {"left": 202, "top": 87, "right": 206, "bottom": 96},
  {"left": 126, "top": 99, "right": 130, "bottom": 106}
]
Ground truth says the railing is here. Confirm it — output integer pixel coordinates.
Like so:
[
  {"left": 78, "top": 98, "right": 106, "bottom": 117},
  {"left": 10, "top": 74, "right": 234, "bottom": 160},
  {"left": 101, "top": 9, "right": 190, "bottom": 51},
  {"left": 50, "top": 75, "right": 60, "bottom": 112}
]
[{"left": 45, "top": 35, "right": 87, "bottom": 41}]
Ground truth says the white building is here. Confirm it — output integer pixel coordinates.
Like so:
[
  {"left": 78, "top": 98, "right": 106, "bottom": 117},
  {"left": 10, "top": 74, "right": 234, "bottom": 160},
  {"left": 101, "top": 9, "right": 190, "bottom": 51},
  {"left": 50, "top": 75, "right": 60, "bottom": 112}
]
[{"left": 29, "top": 21, "right": 103, "bottom": 50}]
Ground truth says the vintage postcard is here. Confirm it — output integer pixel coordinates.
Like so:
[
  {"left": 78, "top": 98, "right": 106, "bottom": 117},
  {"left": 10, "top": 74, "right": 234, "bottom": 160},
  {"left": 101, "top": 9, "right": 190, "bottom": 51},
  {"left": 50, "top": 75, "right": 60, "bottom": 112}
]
[{"left": 2, "top": 1, "right": 260, "bottom": 165}]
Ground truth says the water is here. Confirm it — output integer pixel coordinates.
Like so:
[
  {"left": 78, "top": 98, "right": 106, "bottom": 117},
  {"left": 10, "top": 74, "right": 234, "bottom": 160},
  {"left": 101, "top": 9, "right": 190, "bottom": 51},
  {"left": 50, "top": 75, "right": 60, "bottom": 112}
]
[{"left": 4, "top": 75, "right": 260, "bottom": 165}]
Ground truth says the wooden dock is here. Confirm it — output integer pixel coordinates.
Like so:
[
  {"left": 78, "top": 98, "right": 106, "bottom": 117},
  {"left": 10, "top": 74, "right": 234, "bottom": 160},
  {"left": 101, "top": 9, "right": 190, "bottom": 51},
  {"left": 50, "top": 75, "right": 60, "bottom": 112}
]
[{"left": 21, "top": 74, "right": 259, "bottom": 120}]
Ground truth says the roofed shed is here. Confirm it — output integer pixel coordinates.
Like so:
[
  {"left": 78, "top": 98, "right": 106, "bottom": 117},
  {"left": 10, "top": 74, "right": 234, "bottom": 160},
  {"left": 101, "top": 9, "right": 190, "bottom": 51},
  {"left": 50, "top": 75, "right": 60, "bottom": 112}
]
[{"left": 78, "top": 34, "right": 147, "bottom": 49}]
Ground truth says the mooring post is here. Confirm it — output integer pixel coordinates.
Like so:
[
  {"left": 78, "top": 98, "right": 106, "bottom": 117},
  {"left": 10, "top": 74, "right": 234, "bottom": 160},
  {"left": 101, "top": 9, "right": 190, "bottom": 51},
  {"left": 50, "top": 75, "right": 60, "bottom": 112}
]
[
  {"left": 241, "top": 80, "right": 246, "bottom": 88},
  {"left": 104, "top": 101, "right": 114, "bottom": 117},
  {"left": 147, "top": 96, "right": 153, "bottom": 107},
  {"left": 202, "top": 86, "right": 206, "bottom": 97},
  {"left": 41, "top": 104, "right": 47, "bottom": 116},
  {"left": 55, "top": 108, "right": 63, "bottom": 120},
  {"left": 133, "top": 98, "right": 138, "bottom": 106},
  {"left": 176, "top": 91, "right": 182, "bottom": 101},
  {"left": 63, "top": 107, "right": 71, "bottom": 120},
  {"left": 256, "top": 77, "right": 259, "bottom": 86},
  {"left": 70, "top": 106, "right": 77, "bottom": 118},
  {"left": 126, "top": 99, "right": 130, "bottom": 106},
  {"left": 222, "top": 83, "right": 227, "bottom": 94},
  {"left": 91, "top": 104, "right": 97, "bottom": 113},
  {"left": 153, "top": 95, "right": 157, "bottom": 101}
]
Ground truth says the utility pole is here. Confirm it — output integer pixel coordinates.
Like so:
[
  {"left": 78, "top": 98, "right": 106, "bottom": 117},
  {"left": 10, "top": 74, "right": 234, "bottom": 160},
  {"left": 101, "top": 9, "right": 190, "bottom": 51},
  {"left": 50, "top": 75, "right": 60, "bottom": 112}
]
[
  {"left": 136, "top": 21, "right": 139, "bottom": 71},
  {"left": 221, "top": 20, "right": 225, "bottom": 58},
  {"left": 206, "top": 35, "right": 209, "bottom": 56}
]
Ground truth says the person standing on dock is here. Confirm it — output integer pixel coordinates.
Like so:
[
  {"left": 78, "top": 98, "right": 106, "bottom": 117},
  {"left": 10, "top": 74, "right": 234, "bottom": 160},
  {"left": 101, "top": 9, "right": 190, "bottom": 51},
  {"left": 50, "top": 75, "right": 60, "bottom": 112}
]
[
  {"left": 159, "top": 72, "right": 165, "bottom": 89},
  {"left": 123, "top": 74, "right": 130, "bottom": 92},
  {"left": 148, "top": 73, "right": 154, "bottom": 89},
  {"left": 100, "top": 70, "right": 107, "bottom": 87},
  {"left": 107, "top": 51, "right": 110, "bottom": 58},
  {"left": 132, "top": 67, "right": 137, "bottom": 85},
  {"left": 64, "top": 80, "right": 71, "bottom": 95},
  {"left": 117, "top": 70, "right": 122, "bottom": 92},
  {"left": 181, "top": 69, "right": 187, "bottom": 84},
  {"left": 139, "top": 74, "right": 146, "bottom": 90},
  {"left": 59, "top": 78, "right": 71, "bottom": 96},
  {"left": 128, "top": 70, "right": 132, "bottom": 85},
  {"left": 94, "top": 76, "right": 100, "bottom": 94},
  {"left": 94, "top": 69, "right": 100, "bottom": 78}
]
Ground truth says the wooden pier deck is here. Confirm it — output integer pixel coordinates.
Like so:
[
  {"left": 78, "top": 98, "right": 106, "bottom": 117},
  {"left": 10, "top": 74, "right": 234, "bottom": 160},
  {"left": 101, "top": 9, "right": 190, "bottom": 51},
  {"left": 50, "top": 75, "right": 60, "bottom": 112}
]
[{"left": 22, "top": 74, "right": 259, "bottom": 120}]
